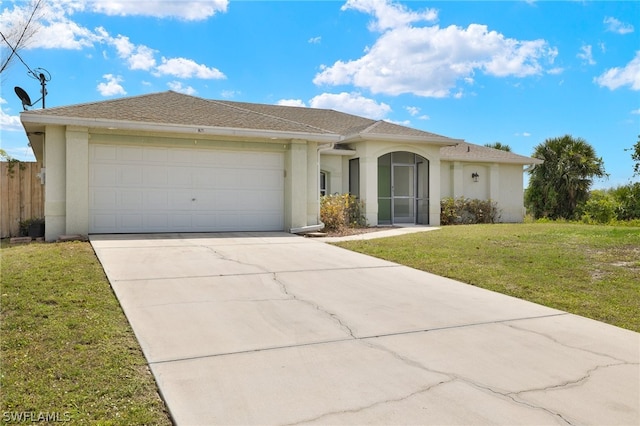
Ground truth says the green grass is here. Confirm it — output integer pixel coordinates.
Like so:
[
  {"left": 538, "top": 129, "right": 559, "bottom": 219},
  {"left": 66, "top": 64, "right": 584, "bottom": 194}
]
[
  {"left": 0, "top": 242, "right": 171, "bottom": 424},
  {"left": 335, "top": 223, "right": 640, "bottom": 332}
]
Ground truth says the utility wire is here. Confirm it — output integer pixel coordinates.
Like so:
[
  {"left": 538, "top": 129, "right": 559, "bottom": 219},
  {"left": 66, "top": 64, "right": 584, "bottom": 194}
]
[
  {"left": 0, "top": 31, "right": 37, "bottom": 77},
  {"left": 0, "top": 0, "right": 45, "bottom": 75}
]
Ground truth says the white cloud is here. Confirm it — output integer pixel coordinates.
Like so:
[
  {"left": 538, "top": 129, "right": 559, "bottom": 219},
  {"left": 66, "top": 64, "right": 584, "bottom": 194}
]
[
  {"left": 127, "top": 45, "right": 157, "bottom": 70},
  {"left": 604, "top": 17, "right": 634, "bottom": 35},
  {"left": 594, "top": 51, "right": 640, "bottom": 91},
  {"left": 221, "top": 90, "right": 240, "bottom": 98},
  {"left": 308, "top": 92, "right": 391, "bottom": 120},
  {"left": 631, "top": 108, "right": 640, "bottom": 115},
  {"left": 90, "top": 0, "right": 228, "bottom": 21},
  {"left": 308, "top": 36, "right": 321, "bottom": 44},
  {"left": 384, "top": 118, "right": 411, "bottom": 126},
  {"left": 277, "top": 99, "right": 307, "bottom": 107},
  {"left": 577, "top": 45, "right": 595, "bottom": 65},
  {"left": 0, "top": 98, "right": 23, "bottom": 131},
  {"left": 405, "top": 106, "right": 420, "bottom": 116},
  {"left": 314, "top": 17, "right": 557, "bottom": 98},
  {"left": 155, "top": 57, "right": 226, "bottom": 79},
  {"left": 108, "top": 34, "right": 156, "bottom": 70},
  {"left": 167, "top": 81, "right": 197, "bottom": 95},
  {"left": 342, "top": 0, "right": 437, "bottom": 32},
  {"left": 277, "top": 92, "right": 391, "bottom": 119},
  {"left": 97, "top": 74, "right": 126, "bottom": 96}
]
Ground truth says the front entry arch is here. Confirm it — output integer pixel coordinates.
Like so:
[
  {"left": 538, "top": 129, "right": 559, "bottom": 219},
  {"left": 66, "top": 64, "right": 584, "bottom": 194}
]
[{"left": 378, "top": 151, "right": 429, "bottom": 225}]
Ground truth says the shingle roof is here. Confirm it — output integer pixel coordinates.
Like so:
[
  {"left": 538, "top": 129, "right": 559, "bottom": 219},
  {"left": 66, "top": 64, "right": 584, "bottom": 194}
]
[
  {"left": 23, "top": 91, "right": 331, "bottom": 134},
  {"left": 21, "top": 91, "right": 455, "bottom": 142},
  {"left": 440, "top": 141, "right": 542, "bottom": 165}
]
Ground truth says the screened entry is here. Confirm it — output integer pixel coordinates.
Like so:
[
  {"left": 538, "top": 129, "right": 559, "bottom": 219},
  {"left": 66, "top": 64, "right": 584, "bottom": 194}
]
[{"left": 378, "top": 152, "right": 429, "bottom": 225}]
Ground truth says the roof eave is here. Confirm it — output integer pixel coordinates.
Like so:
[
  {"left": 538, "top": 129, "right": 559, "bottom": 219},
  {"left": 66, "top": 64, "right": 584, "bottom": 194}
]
[
  {"left": 441, "top": 155, "right": 544, "bottom": 165},
  {"left": 19, "top": 113, "right": 342, "bottom": 143},
  {"left": 342, "top": 133, "right": 462, "bottom": 146}
]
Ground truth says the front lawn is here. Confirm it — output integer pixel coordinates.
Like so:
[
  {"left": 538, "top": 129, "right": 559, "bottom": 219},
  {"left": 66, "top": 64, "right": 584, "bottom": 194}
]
[
  {"left": 334, "top": 223, "right": 640, "bottom": 332},
  {"left": 0, "top": 241, "right": 171, "bottom": 424}
]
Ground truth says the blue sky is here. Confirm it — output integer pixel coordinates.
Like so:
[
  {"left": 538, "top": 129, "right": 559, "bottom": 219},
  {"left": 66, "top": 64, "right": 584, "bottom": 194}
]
[{"left": 1, "top": 0, "right": 638, "bottom": 188}]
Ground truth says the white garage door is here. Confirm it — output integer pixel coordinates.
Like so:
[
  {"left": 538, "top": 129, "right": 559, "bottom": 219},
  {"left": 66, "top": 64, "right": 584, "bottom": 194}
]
[{"left": 89, "top": 144, "right": 284, "bottom": 233}]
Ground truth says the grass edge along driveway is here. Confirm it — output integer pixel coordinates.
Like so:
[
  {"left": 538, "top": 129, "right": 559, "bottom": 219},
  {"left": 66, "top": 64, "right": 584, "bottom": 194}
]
[
  {"left": 1, "top": 241, "right": 172, "bottom": 425},
  {"left": 335, "top": 223, "right": 640, "bottom": 333}
]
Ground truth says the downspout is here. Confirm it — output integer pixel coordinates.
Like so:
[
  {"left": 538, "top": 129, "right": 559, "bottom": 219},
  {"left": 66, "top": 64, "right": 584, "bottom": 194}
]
[{"left": 290, "top": 142, "right": 335, "bottom": 234}]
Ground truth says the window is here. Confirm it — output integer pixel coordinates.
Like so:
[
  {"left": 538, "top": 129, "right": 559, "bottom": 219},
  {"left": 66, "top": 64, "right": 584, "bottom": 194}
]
[
  {"left": 349, "top": 158, "right": 360, "bottom": 198},
  {"left": 320, "top": 171, "right": 328, "bottom": 196}
]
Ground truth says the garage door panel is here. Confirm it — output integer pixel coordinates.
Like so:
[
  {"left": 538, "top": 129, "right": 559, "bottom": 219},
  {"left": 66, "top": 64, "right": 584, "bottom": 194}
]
[
  {"left": 170, "top": 214, "right": 193, "bottom": 229},
  {"left": 144, "top": 166, "right": 168, "bottom": 186},
  {"left": 91, "top": 164, "right": 117, "bottom": 187},
  {"left": 91, "top": 189, "right": 117, "bottom": 209},
  {"left": 120, "top": 191, "right": 144, "bottom": 209},
  {"left": 143, "top": 147, "right": 169, "bottom": 163},
  {"left": 92, "top": 214, "right": 117, "bottom": 233},
  {"left": 120, "top": 166, "right": 143, "bottom": 185},
  {"left": 90, "top": 144, "right": 284, "bottom": 233},
  {"left": 168, "top": 166, "right": 193, "bottom": 186},
  {"left": 119, "top": 146, "right": 143, "bottom": 162},
  {"left": 146, "top": 214, "right": 169, "bottom": 229},
  {"left": 145, "top": 191, "right": 169, "bottom": 209},
  {"left": 93, "top": 145, "right": 118, "bottom": 161},
  {"left": 120, "top": 214, "right": 143, "bottom": 231}
]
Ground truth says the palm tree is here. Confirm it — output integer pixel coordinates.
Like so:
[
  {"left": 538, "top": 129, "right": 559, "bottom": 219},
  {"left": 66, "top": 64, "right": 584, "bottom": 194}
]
[
  {"left": 484, "top": 142, "right": 511, "bottom": 152},
  {"left": 526, "top": 135, "right": 607, "bottom": 219}
]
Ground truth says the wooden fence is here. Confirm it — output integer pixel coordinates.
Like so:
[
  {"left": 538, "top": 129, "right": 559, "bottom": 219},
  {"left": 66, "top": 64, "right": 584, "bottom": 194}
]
[{"left": 0, "top": 162, "right": 45, "bottom": 238}]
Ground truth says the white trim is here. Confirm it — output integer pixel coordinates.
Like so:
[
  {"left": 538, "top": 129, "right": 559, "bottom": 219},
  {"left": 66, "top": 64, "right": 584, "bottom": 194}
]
[{"left": 20, "top": 114, "right": 342, "bottom": 143}]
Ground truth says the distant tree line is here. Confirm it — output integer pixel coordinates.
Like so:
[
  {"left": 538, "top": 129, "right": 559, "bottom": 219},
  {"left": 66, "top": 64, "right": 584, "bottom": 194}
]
[{"left": 525, "top": 134, "right": 640, "bottom": 223}]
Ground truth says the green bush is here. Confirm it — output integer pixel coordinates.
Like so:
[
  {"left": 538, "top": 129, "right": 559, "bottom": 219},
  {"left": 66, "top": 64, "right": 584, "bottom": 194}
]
[
  {"left": 610, "top": 183, "right": 640, "bottom": 221},
  {"left": 579, "top": 190, "right": 618, "bottom": 224},
  {"left": 320, "top": 193, "right": 366, "bottom": 232},
  {"left": 440, "top": 197, "right": 500, "bottom": 225}
]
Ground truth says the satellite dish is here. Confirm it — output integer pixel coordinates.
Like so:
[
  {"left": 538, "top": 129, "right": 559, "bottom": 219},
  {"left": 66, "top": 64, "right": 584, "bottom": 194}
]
[{"left": 14, "top": 86, "right": 33, "bottom": 110}]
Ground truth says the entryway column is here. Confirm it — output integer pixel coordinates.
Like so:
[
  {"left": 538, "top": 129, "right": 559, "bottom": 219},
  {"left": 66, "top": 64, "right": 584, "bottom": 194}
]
[
  {"left": 285, "top": 139, "right": 308, "bottom": 231},
  {"left": 65, "top": 126, "right": 89, "bottom": 236},
  {"left": 360, "top": 156, "right": 378, "bottom": 226},
  {"left": 44, "top": 125, "right": 66, "bottom": 241}
]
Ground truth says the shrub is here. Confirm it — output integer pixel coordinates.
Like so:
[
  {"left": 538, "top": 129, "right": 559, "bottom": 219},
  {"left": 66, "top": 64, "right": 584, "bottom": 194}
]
[
  {"left": 610, "top": 183, "right": 640, "bottom": 221},
  {"left": 440, "top": 197, "right": 500, "bottom": 225},
  {"left": 579, "top": 190, "right": 618, "bottom": 224},
  {"left": 320, "top": 193, "right": 366, "bottom": 232}
]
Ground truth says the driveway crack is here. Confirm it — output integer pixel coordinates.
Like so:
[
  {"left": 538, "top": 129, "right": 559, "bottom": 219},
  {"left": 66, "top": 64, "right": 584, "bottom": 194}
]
[
  {"left": 284, "top": 379, "right": 454, "bottom": 426},
  {"left": 511, "top": 362, "right": 631, "bottom": 397},
  {"left": 362, "top": 340, "right": 577, "bottom": 425},
  {"left": 271, "top": 273, "right": 356, "bottom": 339},
  {"left": 505, "top": 323, "right": 631, "bottom": 363}
]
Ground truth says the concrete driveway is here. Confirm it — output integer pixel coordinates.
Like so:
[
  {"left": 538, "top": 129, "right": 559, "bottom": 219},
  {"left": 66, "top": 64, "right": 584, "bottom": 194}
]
[{"left": 90, "top": 232, "right": 639, "bottom": 425}]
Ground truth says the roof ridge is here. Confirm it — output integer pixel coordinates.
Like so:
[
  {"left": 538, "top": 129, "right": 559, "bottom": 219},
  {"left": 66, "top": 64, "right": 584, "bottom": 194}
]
[{"left": 213, "top": 99, "right": 337, "bottom": 135}]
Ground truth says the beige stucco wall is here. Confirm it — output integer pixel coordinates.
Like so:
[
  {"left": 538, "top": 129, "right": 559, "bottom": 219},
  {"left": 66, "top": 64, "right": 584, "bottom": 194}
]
[
  {"left": 321, "top": 141, "right": 442, "bottom": 227},
  {"left": 440, "top": 160, "right": 526, "bottom": 222},
  {"left": 42, "top": 127, "right": 322, "bottom": 239},
  {"left": 319, "top": 155, "right": 344, "bottom": 195},
  {"left": 65, "top": 127, "right": 89, "bottom": 235},
  {"left": 43, "top": 125, "right": 66, "bottom": 241}
]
